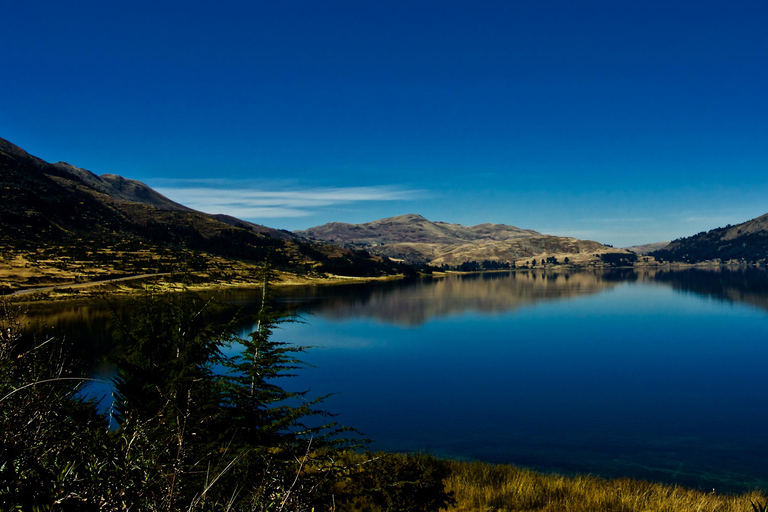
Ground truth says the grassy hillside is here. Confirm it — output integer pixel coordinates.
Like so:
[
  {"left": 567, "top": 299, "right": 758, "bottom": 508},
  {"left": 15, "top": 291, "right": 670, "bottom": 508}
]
[
  {"left": 298, "top": 213, "right": 626, "bottom": 268},
  {"left": 0, "top": 137, "right": 412, "bottom": 294}
]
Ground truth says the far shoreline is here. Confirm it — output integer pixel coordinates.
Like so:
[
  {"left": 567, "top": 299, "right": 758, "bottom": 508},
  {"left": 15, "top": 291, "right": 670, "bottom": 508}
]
[{"left": 5, "top": 260, "right": 764, "bottom": 305}]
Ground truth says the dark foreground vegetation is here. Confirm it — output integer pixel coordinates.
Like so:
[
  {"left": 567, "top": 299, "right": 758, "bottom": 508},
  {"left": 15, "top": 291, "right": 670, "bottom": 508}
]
[
  {"left": 0, "top": 264, "right": 455, "bottom": 511},
  {"left": 2, "top": 265, "right": 767, "bottom": 511}
]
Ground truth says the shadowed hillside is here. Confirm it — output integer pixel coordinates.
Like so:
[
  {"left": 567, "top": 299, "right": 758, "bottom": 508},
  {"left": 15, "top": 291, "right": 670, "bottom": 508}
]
[
  {"left": 0, "top": 137, "right": 412, "bottom": 293},
  {"left": 651, "top": 213, "right": 768, "bottom": 264}
]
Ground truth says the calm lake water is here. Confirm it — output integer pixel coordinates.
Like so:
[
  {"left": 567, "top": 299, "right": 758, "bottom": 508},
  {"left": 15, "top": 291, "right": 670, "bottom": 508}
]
[{"left": 19, "top": 268, "right": 768, "bottom": 493}]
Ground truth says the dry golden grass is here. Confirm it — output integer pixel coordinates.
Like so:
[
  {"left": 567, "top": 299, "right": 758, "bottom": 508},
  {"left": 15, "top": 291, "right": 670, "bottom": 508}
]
[
  {"left": 1, "top": 245, "right": 399, "bottom": 302},
  {"left": 445, "top": 460, "right": 766, "bottom": 512}
]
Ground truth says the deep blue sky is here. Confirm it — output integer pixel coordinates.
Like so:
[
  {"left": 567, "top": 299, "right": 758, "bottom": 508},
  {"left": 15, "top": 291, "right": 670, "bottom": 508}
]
[{"left": 3, "top": 1, "right": 767, "bottom": 246}]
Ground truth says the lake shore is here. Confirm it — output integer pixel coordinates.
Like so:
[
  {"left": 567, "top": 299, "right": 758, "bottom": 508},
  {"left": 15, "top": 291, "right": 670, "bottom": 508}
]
[
  {"left": 3, "top": 268, "right": 409, "bottom": 303},
  {"left": 5, "top": 258, "right": 762, "bottom": 304}
]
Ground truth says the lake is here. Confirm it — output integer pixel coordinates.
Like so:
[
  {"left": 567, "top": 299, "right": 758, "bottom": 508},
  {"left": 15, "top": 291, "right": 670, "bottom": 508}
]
[{"left": 18, "top": 267, "right": 768, "bottom": 493}]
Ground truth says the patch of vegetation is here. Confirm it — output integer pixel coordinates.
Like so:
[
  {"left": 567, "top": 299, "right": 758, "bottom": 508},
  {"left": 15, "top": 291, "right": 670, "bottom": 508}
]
[
  {"left": 651, "top": 229, "right": 768, "bottom": 264},
  {"left": 0, "top": 267, "right": 456, "bottom": 510},
  {"left": 444, "top": 460, "right": 767, "bottom": 511},
  {"left": 599, "top": 252, "right": 638, "bottom": 267},
  {"left": 446, "top": 260, "right": 514, "bottom": 271},
  {"left": 298, "top": 242, "right": 423, "bottom": 277}
]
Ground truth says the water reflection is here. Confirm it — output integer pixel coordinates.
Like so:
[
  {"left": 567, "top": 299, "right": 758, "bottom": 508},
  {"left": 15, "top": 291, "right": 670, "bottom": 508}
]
[
  {"left": 646, "top": 267, "right": 768, "bottom": 314},
  {"left": 226, "top": 267, "right": 768, "bottom": 326},
  {"left": 12, "top": 267, "right": 768, "bottom": 493},
  {"left": 299, "top": 271, "right": 617, "bottom": 326},
  {"left": 16, "top": 300, "right": 120, "bottom": 367},
  {"left": 17, "top": 267, "right": 768, "bottom": 336}
]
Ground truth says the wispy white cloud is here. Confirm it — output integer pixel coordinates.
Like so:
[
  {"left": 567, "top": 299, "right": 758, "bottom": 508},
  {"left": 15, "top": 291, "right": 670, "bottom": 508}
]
[{"left": 154, "top": 183, "right": 427, "bottom": 219}]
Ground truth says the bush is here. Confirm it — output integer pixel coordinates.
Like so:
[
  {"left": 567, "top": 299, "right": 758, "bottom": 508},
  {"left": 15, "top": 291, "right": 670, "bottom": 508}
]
[{"left": 337, "top": 452, "right": 456, "bottom": 512}]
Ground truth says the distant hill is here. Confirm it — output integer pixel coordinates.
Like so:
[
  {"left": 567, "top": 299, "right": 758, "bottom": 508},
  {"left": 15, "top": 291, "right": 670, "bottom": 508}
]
[
  {"left": 0, "top": 136, "right": 410, "bottom": 291},
  {"left": 297, "top": 214, "right": 625, "bottom": 268},
  {"left": 624, "top": 241, "right": 670, "bottom": 255},
  {"left": 650, "top": 213, "right": 768, "bottom": 264}
]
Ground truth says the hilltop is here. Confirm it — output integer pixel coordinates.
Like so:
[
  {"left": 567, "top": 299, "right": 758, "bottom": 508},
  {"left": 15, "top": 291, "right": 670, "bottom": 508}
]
[
  {"left": 651, "top": 213, "right": 768, "bottom": 264},
  {"left": 297, "top": 214, "right": 628, "bottom": 268}
]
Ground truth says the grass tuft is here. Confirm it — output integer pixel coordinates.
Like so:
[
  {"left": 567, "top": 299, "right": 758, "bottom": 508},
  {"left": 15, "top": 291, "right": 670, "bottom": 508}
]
[{"left": 444, "top": 460, "right": 767, "bottom": 512}]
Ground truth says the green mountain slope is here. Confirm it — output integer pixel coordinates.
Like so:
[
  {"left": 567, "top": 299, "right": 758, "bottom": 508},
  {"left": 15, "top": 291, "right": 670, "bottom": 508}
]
[{"left": 650, "top": 213, "right": 768, "bottom": 264}]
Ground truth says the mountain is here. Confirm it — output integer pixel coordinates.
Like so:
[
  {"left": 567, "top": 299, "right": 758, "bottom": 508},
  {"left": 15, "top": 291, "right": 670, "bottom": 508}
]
[
  {"left": 0, "top": 138, "right": 129, "bottom": 245},
  {"left": 650, "top": 213, "right": 768, "bottom": 264},
  {"left": 51, "top": 161, "right": 194, "bottom": 212},
  {"left": 0, "top": 136, "right": 410, "bottom": 292},
  {"left": 624, "top": 241, "right": 670, "bottom": 255},
  {"left": 297, "top": 214, "right": 622, "bottom": 267},
  {"left": 210, "top": 214, "right": 294, "bottom": 240}
]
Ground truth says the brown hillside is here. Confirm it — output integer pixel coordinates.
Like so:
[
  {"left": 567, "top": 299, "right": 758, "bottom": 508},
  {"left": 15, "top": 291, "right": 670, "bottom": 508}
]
[{"left": 297, "top": 214, "right": 620, "bottom": 266}]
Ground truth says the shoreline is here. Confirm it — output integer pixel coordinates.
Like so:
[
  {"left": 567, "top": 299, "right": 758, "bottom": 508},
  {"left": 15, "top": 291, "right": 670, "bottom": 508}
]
[
  {"left": 4, "top": 261, "right": 763, "bottom": 305},
  {"left": 2, "top": 270, "right": 406, "bottom": 304}
]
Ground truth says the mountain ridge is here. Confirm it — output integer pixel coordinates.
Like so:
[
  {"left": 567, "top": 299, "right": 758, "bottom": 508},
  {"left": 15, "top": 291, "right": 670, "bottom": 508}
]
[
  {"left": 651, "top": 213, "right": 768, "bottom": 263},
  {"left": 0, "top": 135, "right": 411, "bottom": 292},
  {"left": 52, "top": 161, "right": 195, "bottom": 212},
  {"left": 298, "top": 214, "right": 620, "bottom": 267}
]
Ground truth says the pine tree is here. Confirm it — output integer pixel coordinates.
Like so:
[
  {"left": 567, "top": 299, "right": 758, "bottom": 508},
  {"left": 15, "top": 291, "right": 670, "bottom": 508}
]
[
  {"left": 110, "top": 263, "right": 355, "bottom": 510},
  {"left": 216, "top": 261, "right": 355, "bottom": 510}
]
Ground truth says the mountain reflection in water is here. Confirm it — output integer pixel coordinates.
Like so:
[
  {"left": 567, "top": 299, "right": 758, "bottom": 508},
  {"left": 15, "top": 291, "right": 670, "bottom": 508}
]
[
  {"left": 19, "top": 267, "right": 768, "bottom": 331},
  {"left": 14, "top": 267, "right": 768, "bottom": 493},
  {"left": 300, "top": 271, "right": 616, "bottom": 326},
  {"left": 229, "top": 267, "right": 768, "bottom": 326}
]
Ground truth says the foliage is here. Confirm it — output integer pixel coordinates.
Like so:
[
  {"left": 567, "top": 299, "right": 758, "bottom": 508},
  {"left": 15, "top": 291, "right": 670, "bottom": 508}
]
[
  {"left": 450, "top": 260, "right": 512, "bottom": 272},
  {"left": 7, "top": 278, "right": 767, "bottom": 510},
  {"left": 1, "top": 261, "right": 460, "bottom": 511},
  {"left": 651, "top": 228, "right": 768, "bottom": 264},
  {"left": 599, "top": 252, "right": 638, "bottom": 267},
  {"left": 107, "top": 263, "right": 359, "bottom": 510},
  {"left": 336, "top": 452, "right": 456, "bottom": 512},
  {"left": 0, "top": 300, "right": 118, "bottom": 510},
  {"left": 298, "top": 242, "right": 419, "bottom": 277}
]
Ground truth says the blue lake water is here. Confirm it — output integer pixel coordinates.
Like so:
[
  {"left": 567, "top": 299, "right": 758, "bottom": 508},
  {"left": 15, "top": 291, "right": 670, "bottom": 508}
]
[{"left": 22, "top": 268, "right": 768, "bottom": 493}]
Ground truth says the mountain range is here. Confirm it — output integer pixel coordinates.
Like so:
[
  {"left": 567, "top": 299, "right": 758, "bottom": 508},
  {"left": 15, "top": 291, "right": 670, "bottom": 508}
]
[{"left": 2, "top": 134, "right": 767, "bottom": 294}]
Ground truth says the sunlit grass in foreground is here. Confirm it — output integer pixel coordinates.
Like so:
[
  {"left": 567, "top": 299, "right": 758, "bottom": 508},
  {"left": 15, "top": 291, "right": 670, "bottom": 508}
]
[{"left": 444, "top": 459, "right": 767, "bottom": 512}]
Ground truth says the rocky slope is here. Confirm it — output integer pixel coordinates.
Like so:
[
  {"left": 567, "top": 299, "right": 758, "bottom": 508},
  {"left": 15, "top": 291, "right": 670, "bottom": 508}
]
[{"left": 297, "top": 214, "right": 620, "bottom": 267}]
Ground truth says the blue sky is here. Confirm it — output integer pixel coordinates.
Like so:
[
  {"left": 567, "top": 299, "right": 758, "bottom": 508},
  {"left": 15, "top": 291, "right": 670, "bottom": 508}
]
[{"left": 2, "top": 1, "right": 767, "bottom": 246}]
